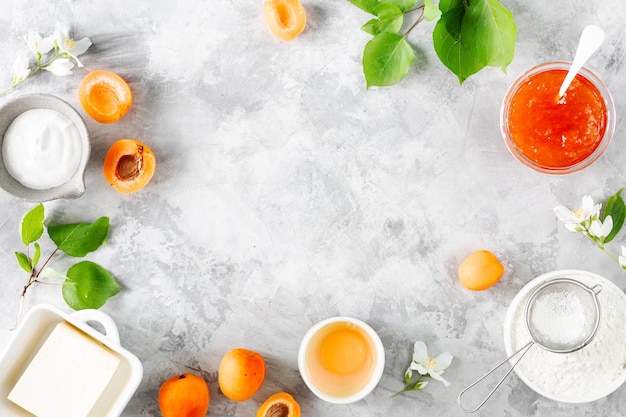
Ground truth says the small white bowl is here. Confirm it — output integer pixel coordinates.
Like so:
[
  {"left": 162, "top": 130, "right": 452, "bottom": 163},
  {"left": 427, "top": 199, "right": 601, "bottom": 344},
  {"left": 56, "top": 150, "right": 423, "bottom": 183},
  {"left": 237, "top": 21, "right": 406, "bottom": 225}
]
[
  {"left": 503, "top": 270, "right": 626, "bottom": 403},
  {"left": 0, "top": 304, "right": 143, "bottom": 417},
  {"left": 298, "top": 316, "right": 385, "bottom": 404},
  {"left": 0, "top": 94, "right": 90, "bottom": 202}
]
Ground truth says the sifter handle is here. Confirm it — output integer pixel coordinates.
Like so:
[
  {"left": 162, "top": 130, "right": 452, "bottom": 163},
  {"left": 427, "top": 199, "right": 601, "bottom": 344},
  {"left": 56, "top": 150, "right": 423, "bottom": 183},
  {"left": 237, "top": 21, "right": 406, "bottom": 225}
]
[{"left": 457, "top": 340, "right": 534, "bottom": 413}]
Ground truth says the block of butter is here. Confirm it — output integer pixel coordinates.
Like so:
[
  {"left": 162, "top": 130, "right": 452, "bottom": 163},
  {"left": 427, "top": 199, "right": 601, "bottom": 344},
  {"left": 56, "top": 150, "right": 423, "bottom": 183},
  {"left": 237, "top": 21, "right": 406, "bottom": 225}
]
[{"left": 8, "top": 321, "right": 121, "bottom": 417}]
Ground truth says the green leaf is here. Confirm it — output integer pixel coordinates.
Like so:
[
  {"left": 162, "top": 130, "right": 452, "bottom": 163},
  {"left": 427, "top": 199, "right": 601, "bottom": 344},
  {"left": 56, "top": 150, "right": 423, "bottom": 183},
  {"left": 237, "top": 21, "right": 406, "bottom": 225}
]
[
  {"left": 21, "top": 203, "right": 44, "bottom": 245},
  {"left": 433, "top": 0, "right": 516, "bottom": 83},
  {"left": 39, "top": 267, "right": 68, "bottom": 281},
  {"left": 349, "top": 0, "right": 381, "bottom": 15},
  {"left": 47, "top": 217, "right": 110, "bottom": 257},
  {"left": 62, "top": 261, "right": 121, "bottom": 310},
  {"left": 423, "top": 0, "right": 442, "bottom": 21},
  {"left": 363, "top": 32, "right": 415, "bottom": 88},
  {"left": 461, "top": 0, "right": 517, "bottom": 72},
  {"left": 362, "top": 18, "right": 380, "bottom": 35},
  {"left": 32, "top": 243, "right": 41, "bottom": 269},
  {"left": 361, "top": 4, "right": 404, "bottom": 35},
  {"left": 433, "top": 6, "right": 484, "bottom": 83},
  {"left": 380, "top": 0, "right": 417, "bottom": 12},
  {"left": 15, "top": 252, "right": 32, "bottom": 273},
  {"left": 438, "top": 0, "right": 464, "bottom": 14},
  {"left": 603, "top": 188, "right": 625, "bottom": 244}
]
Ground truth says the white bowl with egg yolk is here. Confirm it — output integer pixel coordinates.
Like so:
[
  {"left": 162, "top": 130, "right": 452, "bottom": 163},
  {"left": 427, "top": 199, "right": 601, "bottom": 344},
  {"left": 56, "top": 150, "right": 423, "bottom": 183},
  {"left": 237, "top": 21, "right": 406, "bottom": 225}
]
[{"left": 298, "top": 316, "right": 385, "bottom": 404}]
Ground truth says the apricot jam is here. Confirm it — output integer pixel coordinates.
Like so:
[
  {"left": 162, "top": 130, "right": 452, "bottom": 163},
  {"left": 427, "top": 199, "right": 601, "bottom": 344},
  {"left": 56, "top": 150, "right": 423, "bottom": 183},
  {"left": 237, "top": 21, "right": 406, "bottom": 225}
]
[{"left": 503, "top": 64, "right": 613, "bottom": 173}]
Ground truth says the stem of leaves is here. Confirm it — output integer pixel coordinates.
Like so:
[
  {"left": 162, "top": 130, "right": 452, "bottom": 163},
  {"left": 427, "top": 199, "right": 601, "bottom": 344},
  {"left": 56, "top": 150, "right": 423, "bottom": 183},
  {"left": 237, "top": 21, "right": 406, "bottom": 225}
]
[
  {"left": 14, "top": 247, "right": 59, "bottom": 329},
  {"left": 402, "top": 6, "right": 425, "bottom": 38},
  {"left": 13, "top": 204, "right": 119, "bottom": 328}
]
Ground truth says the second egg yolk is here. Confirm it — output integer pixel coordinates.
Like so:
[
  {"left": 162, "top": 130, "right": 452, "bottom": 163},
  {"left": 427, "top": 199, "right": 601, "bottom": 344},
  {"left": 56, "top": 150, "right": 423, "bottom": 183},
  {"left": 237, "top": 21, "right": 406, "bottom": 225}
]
[{"left": 320, "top": 329, "right": 367, "bottom": 374}]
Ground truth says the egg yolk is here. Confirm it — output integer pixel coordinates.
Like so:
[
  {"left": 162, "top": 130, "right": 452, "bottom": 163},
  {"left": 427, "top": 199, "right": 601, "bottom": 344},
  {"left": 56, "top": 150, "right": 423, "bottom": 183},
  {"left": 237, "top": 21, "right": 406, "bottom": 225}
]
[{"left": 320, "top": 329, "right": 367, "bottom": 374}]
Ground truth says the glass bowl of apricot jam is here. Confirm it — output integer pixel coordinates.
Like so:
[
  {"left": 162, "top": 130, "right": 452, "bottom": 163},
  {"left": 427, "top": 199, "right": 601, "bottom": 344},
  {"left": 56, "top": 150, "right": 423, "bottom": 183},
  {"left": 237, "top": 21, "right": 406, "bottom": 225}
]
[{"left": 501, "top": 62, "right": 615, "bottom": 174}]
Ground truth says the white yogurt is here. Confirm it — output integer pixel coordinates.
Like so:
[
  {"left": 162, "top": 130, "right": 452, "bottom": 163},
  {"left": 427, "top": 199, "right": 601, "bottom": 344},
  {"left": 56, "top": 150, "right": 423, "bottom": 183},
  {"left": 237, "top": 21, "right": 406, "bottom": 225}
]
[{"left": 2, "top": 108, "right": 82, "bottom": 190}]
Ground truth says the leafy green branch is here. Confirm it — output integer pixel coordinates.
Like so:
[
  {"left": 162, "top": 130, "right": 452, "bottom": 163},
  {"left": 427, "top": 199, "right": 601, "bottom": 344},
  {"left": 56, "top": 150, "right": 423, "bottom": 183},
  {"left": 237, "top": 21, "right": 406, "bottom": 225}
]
[
  {"left": 349, "top": 0, "right": 517, "bottom": 87},
  {"left": 13, "top": 203, "right": 121, "bottom": 326}
]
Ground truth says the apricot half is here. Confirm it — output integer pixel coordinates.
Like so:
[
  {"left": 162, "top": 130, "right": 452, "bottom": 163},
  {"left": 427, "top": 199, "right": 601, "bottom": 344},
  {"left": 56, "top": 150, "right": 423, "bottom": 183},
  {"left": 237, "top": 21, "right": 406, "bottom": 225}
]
[
  {"left": 257, "top": 392, "right": 300, "bottom": 417},
  {"left": 158, "top": 373, "right": 209, "bottom": 417},
  {"left": 218, "top": 348, "right": 266, "bottom": 402},
  {"left": 78, "top": 69, "right": 132, "bottom": 124},
  {"left": 263, "top": 0, "right": 307, "bottom": 41},
  {"left": 103, "top": 139, "right": 155, "bottom": 194}
]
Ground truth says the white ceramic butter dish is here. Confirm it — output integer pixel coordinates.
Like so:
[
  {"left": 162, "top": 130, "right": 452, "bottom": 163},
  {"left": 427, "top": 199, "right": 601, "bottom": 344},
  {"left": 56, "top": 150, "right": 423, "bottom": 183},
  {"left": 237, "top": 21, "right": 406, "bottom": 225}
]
[{"left": 0, "top": 304, "right": 143, "bottom": 417}]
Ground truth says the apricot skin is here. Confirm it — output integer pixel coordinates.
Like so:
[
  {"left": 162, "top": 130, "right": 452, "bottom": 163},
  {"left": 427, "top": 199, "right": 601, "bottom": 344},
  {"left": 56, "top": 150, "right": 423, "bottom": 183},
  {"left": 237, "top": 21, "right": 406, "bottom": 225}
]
[
  {"left": 264, "top": 0, "right": 306, "bottom": 42},
  {"left": 158, "top": 373, "right": 209, "bottom": 417},
  {"left": 218, "top": 348, "right": 266, "bottom": 402},
  {"left": 458, "top": 250, "right": 504, "bottom": 291}
]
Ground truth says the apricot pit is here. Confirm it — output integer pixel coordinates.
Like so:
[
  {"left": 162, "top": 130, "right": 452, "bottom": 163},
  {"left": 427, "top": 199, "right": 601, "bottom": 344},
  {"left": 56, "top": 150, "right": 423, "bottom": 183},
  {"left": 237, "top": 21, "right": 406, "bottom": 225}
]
[
  {"left": 257, "top": 392, "right": 300, "bottom": 417},
  {"left": 103, "top": 139, "right": 156, "bottom": 194}
]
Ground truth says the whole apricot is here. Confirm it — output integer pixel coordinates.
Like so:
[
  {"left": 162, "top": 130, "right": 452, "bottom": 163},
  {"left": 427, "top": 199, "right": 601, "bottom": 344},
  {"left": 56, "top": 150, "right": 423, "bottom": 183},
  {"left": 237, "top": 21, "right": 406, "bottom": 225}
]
[
  {"left": 257, "top": 392, "right": 300, "bottom": 417},
  {"left": 158, "top": 373, "right": 209, "bottom": 417},
  {"left": 218, "top": 348, "right": 266, "bottom": 402},
  {"left": 458, "top": 250, "right": 504, "bottom": 291}
]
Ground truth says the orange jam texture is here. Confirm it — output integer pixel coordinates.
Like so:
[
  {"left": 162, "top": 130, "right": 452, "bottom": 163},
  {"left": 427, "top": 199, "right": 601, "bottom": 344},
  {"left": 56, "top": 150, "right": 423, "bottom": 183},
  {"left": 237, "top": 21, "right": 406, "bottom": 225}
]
[{"left": 507, "top": 69, "right": 607, "bottom": 168}]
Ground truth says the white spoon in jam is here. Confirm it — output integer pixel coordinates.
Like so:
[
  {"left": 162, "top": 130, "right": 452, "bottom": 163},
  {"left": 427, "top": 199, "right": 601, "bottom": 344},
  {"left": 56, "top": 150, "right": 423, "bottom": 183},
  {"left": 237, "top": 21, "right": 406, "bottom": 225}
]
[{"left": 558, "top": 25, "right": 605, "bottom": 100}]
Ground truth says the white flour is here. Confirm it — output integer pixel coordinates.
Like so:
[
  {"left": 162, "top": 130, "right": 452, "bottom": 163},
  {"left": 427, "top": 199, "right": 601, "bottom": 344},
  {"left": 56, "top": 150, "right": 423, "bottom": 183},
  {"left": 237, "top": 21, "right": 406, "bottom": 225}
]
[
  {"left": 529, "top": 289, "right": 589, "bottom": 347},
  {"left": 509, "top": 275, "right": 626, "bottom": 401}
]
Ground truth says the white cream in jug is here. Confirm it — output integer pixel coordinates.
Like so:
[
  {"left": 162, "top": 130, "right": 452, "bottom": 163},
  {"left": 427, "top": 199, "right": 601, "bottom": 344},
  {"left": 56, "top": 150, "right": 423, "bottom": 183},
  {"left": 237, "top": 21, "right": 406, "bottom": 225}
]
[{"left": 2, "top": 108, "right": 82, "bottom": 190}]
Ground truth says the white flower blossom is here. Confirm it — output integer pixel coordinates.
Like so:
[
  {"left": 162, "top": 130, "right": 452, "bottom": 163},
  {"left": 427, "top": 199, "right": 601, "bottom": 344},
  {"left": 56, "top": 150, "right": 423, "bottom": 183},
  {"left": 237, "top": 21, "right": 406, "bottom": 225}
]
[
  {"left": 619, "top": 246, "right": 626, "bottom": 269},
  {"left": 589, "top": 216, "right": 613, "bottom": 241},
  {"left": 44, "top": 58, "right": 74, "bottom": 76},
  {"left": 408, "top": 341, "right": 453, "bottom": 387},
  {"left": 53, "top": 22, "right": 92, "bottom": 67},
  {"left": 554, "top": 195, "right": 601, "bottom": 231},
  {"left": 25, "top": 32, "right": 54, "bottom": 55},
  {"left": 12, "top": 56, "right": 31, "bottom": 82}
]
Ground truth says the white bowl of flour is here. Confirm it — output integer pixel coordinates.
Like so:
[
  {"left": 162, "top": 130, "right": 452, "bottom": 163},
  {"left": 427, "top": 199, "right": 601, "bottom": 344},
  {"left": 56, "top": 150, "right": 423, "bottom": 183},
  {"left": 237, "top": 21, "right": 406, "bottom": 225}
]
[{"left": 503, "top": 269, "right": 626, "bottom": 403}]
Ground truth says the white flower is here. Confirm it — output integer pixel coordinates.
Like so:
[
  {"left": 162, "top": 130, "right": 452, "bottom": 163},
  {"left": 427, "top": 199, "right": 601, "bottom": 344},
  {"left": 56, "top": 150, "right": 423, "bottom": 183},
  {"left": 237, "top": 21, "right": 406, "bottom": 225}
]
[
  {"left": 12, "top": 56, "right": 31, "bottom": 81},
  {"left": 44, "top": 58, "right": 74, "bottom": 76},
  {"left": 589, "top": 216, "right": 613, "bottom": 241},
  {"left": 554, "top": 195, "right": 601, "bottom": 224},
  {"left": 53, "top": 22, "right": 92, "bottom": 67},
  {"left": 619, "top": 246, "right": 626, "bottom": 269},
  {"left": 25, "top": 32, "right": 54, "bottom": 55},
  {"left": 408, "top": 341, "right": 453, "bottom": 387}
]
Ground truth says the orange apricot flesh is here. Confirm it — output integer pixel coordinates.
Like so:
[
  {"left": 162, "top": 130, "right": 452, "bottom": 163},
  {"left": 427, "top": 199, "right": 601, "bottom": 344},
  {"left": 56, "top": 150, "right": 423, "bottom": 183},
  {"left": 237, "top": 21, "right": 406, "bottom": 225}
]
[
  {"left": 78, "top": 70, "right": 132, "bottom": 124},
  {"left": 264, "top": 0, "right": 307, "bottom": 41},
  {"left": 103, "top": 139, "right": 155, "bottom": 194}
]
